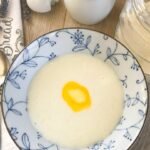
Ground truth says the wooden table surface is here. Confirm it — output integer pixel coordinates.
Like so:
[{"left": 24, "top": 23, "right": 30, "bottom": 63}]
[{"left": 23, "top": 0, "right": 150, "bottom": 150}]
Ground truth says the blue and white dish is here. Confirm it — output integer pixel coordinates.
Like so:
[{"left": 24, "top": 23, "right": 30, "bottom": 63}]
[{"left": 1, "top": 28, "right": 148, "bottom": 150}]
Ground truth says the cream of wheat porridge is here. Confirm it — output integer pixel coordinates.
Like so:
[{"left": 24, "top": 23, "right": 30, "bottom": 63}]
[{"left": 28, "top": 53, "right": 123, "bottom": 149}]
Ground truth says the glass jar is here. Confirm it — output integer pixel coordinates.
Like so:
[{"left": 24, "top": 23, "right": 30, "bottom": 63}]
[{"left": 116, "top": 0, "right": 150, "bottom": 74}]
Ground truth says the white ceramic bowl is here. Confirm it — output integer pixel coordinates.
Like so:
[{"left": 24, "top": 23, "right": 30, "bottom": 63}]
[{"left": 2, "top": 28, "right": 148, "bottom": 150}]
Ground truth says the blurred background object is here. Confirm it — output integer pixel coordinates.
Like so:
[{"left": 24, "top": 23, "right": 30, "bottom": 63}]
[
  {"left": 64, "top": 0, "right": 116, "bottom": 25},
  {"left": 26, "top": 0, "right": 59, "bottom": 13},
  {"left": 21, "top": 0, "right": 31, "bottom": 20},
  {"left": 0, "top": 0, "right": 8, "bottom": 17},
  {"left": 116, "top": 0, "right": 150, "bottom": 74}
]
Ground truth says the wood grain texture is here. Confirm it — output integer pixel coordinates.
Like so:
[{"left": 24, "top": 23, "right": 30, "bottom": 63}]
[
  {"left": 23, "top": 0, "right": 66, "bottom": 44},
  {"left": 23, "top": 0, "right": 150, "bottom": 150}
]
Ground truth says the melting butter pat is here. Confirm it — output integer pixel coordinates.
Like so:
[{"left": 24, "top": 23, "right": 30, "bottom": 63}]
[{"left": 62, "top": 81, "right": 91, "bottom": 112}]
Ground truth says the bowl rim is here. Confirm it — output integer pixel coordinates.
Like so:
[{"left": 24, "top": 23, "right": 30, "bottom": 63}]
[{"left": 1, "top": 27, "right": 149, "bottom": 150}]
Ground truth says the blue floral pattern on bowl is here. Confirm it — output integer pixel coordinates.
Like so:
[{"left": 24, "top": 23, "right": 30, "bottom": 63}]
[{"left": 2, "top": 29, "right": 148, "bottom": 150}]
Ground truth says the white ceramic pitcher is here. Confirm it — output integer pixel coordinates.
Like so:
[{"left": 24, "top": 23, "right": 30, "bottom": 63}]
[{"left": 64, "top": 0, "right": 116, "bottom": 25}]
